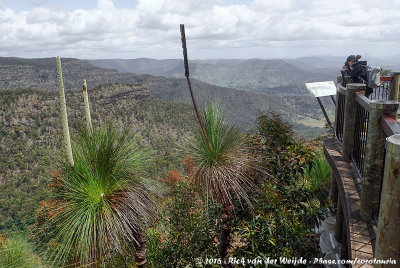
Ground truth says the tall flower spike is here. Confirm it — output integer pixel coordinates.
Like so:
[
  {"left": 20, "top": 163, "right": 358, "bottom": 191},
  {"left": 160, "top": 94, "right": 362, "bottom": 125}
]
[
  {"left": 82, "top": 79, "right": 93, "bottom": 133},
  {"left": 56, "top": 56, "right": 74, "bottom": 167},
  {"left": 180, "top": 24, "right": 213, "bottom": 152}
]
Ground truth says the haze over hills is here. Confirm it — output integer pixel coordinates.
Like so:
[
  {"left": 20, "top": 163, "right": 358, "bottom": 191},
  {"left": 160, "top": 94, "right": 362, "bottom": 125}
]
[
  {"left": 0, "top": 56, "right": 330, "bottom": 138},
  {"left": 88, "top": 58, "right": 337, "bottom": 95},
  {"left": 88, "top": 56, "right": 400, "bottom": 94}
]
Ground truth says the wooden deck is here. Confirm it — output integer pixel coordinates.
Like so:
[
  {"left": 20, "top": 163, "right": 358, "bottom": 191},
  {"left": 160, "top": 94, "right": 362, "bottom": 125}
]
[{"left": 324, "top": 129, "right": 376, "bottom": 267}]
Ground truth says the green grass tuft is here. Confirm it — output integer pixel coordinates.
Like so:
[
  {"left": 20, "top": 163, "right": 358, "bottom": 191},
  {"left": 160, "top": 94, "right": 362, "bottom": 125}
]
[{"left": 0, "top": 236, "right": 43, "bottom": 268}]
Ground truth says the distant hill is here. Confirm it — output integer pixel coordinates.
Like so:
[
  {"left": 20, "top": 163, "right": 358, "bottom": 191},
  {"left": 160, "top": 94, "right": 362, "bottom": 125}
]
[
  {"left": 87, "top": 56, "right": 400, "bottom": 94},
  {"left": 0, "top": 56, "right": 329, "bottom": 138},
  {"left": 87, "top": 58, "right": 337, "bottom": 95},
  {"left": 89, "top": 58, "right": 181, "bottom": 75},
  {"left": 162, "top": 59, "right": 335, "bottom": 92}
]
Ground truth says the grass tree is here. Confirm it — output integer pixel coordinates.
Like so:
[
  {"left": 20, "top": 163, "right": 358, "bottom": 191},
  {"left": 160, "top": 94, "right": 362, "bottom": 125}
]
[
  {"left": 36, "top": 58, "right": 158, "bottom": 267},
  {"left": 40, "top": 124, "right": 158, "bottom": 267},
  {"left": 180, "top": 25, "right": 260, "bottom": 266},
  {"left": 305, "top": 152, "right": 331, "bottom": 206},
  {"left": 187, "top": 104, "right": 260, "bottom": 267}
]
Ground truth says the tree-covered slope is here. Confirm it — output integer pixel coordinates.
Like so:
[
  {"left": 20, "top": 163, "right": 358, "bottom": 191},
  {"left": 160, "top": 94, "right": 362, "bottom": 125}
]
[
  {"left": 0, "top": 57, "right": 329, "bottom": 137},
  {"left": 0, "top": 83, "right": 195, "bottom": 233}
]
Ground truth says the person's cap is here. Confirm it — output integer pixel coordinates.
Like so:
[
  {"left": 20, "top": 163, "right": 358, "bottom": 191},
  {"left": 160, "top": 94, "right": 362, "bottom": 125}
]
[{"left": 347, "top": 55, "right": 356, "bottom": 61}]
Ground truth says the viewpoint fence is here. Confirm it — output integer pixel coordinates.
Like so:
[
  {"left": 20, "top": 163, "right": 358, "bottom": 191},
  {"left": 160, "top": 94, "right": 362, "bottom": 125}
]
[{"left": 330, "top": 72, "right": 400, "bottom": 261}]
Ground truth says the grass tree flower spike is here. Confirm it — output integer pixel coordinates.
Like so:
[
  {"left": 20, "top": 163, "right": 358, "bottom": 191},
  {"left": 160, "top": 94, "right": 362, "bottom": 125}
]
[
  {"left": 82, "top": 79, "right": 93, "bottom": 133},
  {"left": 180, "top": 24, "right": 213, "bottom": 152},
  {"left": 56, "top": 56, "right": 74, "bottom": 167}
]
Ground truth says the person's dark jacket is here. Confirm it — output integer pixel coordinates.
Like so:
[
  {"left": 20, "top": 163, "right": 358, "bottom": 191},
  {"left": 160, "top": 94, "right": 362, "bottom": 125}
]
[
  {"left": 350, "top": 63, "right": 366, "bottom": 83},
  {"left": 350, "top": 62, "right": 373, "bottom": 97}
]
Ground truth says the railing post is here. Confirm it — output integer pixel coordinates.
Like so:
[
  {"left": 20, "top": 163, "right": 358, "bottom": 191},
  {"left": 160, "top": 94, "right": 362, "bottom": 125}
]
[
  {"left": 335, "top": 197, "right": 344, "bottom": 243},
  {"left": 330, "top": 175, "right": 338, "bottom": 212},
  {"left": 388, "top": 72, "right": 400, "bottom": 101},
  {"left": 360, "top": 100, "right": 399, "bottom": 222},
  {"left": 375, "top": 134, "right": 400, "bottom": 265},
  {"left": 342, "top": 83, "right": 366, "bottom": 162},
  {"left": 344, "top": 75, "right": 351, "bottom": 85},
  {"left": 340, "top": 220, "right": 348, "bottom": 260},
  {"left": 335, "top": 76, "right": 342, "bottom": 130}
]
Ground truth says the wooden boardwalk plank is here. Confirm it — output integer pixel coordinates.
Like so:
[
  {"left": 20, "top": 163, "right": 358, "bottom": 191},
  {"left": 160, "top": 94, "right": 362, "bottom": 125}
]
[{"left": 324, "top": 129, "right": 376, "bottom": 267}]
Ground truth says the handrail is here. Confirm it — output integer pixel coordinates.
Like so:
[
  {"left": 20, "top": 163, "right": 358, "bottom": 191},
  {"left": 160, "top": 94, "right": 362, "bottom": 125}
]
[
  {"left": 355, "top": 93, "right": 371, "bottom": 112},
  {"left": 380, "top": 115, "right": 400, "bottom": 136},
  {"left": 337, "top": 83, "right": 347, "bottom": 95},
  {"left": 328, "top": 74, "right": 400, "bottom": 262},
  {"left": 380, "top": 76, "right": 393, "bottom": 82}
]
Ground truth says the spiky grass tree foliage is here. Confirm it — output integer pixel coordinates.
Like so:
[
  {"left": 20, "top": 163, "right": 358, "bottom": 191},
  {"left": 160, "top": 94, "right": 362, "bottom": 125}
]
[
  {"left": 0, "top": 236, "right": 43, "bottom": 268},
  {"left": 305, "top": 152, "right": 331, "bottom": 206},
  {"left": 39, "top": 124, "right": 158, "bottom": 267},
  {"left": 186, "top": 104, "right": 259, "bottom": 267}
]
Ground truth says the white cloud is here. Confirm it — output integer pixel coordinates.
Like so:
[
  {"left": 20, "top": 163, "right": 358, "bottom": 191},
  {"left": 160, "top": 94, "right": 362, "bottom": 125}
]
[
  {"left": 97, "top": 0, "right": 114, "bottom": 10},
  {"left": 0, "top": 0, "right": 399, "bottom": 59}
]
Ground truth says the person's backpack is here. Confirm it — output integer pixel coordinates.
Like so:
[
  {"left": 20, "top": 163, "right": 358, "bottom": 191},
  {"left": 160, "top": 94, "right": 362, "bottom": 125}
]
[
  {"left": 366, "top": 66, "right": 381, "bottom": 88},
  {"left": 351, "top": 61, "right": 381, "bottom": 88}
]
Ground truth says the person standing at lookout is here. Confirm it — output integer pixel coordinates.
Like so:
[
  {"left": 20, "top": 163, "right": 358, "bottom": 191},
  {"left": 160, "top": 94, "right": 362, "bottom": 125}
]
[
  {"left": 342, "top": 55, "right": 373, "bottom": 97},
  {"left": 342, "top": 55, "right": 361, "bottom": 75}
]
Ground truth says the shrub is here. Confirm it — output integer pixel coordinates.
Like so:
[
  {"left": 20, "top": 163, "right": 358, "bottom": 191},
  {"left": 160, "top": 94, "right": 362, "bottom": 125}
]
[
  {"left": 233, "top": 113, "right": 327, "bottom": 259},
  {"left": 147, "top": 170, "right": 219, "bottom": 267}
]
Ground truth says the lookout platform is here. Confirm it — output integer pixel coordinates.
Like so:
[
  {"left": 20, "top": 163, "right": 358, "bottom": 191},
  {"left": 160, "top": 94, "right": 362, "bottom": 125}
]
[{"left": 322, "top": 74, "right": 400, "bottom": 267}]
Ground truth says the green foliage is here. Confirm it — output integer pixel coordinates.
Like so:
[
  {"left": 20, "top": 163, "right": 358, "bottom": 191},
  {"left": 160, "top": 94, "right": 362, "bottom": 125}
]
[
  {"left": 147, "top": 112, "right": 329, "bottom": 265},
  {"left": 0, "top": 236, "right": 44, "bottom": 268},
  {"left": 233, "top": 113, "right": 327, "bottom": 259},
  {"left": 0, "top": 83, "right": 332, "bottom": 266},
  {"left": 0, "top": 84, "right": 194, "bottom": 235},
  {"left": 32, "top": 124, "right": 159, "bottom": 266},
  {"left": 253, "top": 112, "right": 314, "bottom": 184},
  {"left": 305, "top": 152, "right": 331, "bottom": 206},
  {"left": 147, "top": 171, "right": 219, "bottom": 267}
]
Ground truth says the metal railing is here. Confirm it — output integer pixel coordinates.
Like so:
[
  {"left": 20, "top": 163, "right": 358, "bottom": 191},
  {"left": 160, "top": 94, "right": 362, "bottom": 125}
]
[
  {"left": 352, "top": 93, "right": 370, "bottom": 179},
  {"left": 328, "top": 74, "right": 400, "bottom": 261},
  {"left": 369, "top": 77, "right": 391, "bottom": 100},
  {"left": 335, "top": 84, "right": 346, "bottom": 144}
]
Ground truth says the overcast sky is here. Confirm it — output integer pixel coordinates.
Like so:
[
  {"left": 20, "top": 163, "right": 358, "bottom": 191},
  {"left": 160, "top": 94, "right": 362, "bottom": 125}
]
[{"left": 0, "top": 0, "right": 399, "bottom": 59}]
